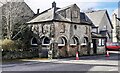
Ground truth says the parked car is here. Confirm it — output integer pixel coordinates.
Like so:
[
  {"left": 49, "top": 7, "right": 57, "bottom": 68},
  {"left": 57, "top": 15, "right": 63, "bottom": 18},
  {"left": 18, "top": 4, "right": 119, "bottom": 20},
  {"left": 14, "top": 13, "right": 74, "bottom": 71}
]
[{"left": 105, "top": 42, "right": 120, "bottom": 51}]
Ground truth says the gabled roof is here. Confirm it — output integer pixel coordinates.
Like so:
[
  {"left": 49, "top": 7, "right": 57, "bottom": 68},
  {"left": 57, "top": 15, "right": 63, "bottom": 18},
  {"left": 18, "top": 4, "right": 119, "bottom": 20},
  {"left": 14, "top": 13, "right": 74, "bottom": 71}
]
[
  {"left": 27, "top": 3, "right": 92, "bottom": 25},
  {"left": 86, "top": 10, "right": 113, "bottom": 28},
  {"left": 80, "top": 12, "right": 93, "bottom": 25},
  {"left": 0, "top": 2, "right": 35, "bottom": 22},
  {"left": 27, "top": 8, "right": 54, "bottom": 23},
  {"left": 27, "top": 8, "right": 70, "bottom": 24},
  {"left": 1, "top": 2, "right": 34, "bottom": 12},
  {"left": 27, "top": 4, "right": 77, "bottom": 24},
  {"left": 86, "top": 10, "right": 106, "bottom": 27},
  {"left": 57, "top": 4, "right": 77, "bottom": 12}
]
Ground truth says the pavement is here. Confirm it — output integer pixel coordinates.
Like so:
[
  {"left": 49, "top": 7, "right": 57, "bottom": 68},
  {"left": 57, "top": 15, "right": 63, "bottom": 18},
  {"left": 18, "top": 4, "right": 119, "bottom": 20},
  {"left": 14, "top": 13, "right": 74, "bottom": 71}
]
[
  {"left": 21, "top": 56, "right": 118, "bottom": 66},
  {"left": 1, "top": 51, "right": 120, "bottom": 71},
  {"left": 21, "top": 51, "right": 119, "bottom": 63}
]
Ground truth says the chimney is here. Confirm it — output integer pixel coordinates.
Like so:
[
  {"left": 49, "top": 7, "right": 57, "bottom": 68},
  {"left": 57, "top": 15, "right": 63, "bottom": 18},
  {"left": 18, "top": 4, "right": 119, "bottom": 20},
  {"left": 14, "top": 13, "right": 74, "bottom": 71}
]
[
  {"left": 37, "top": 9, "right": 40, "bottom": 14},
  {"left": 52, "top": 1, "right": 57, "bottom": 19},
  {"left": 52, "top": 1, "right": 56, "bottom": 8}
]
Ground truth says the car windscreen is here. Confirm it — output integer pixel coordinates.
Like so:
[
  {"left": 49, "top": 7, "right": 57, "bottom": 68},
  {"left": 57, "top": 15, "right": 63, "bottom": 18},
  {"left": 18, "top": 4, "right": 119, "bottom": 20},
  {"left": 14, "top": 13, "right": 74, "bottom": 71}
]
[
  {"left": 112, "top": 42, "right": 120, "bottom": 46},
  {"left": 106, "top": 42, "right": 120, "bottom": 46}
]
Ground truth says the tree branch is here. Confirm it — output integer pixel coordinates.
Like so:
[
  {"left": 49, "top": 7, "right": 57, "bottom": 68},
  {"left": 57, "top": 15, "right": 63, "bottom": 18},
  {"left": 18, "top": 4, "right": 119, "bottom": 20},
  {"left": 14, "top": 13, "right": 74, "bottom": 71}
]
[
  {"left": 0, "top": 1, "right": 4, "bottom": 4},
  {"left": 116, "top": 18, "right": 120, "bottom": 21}
]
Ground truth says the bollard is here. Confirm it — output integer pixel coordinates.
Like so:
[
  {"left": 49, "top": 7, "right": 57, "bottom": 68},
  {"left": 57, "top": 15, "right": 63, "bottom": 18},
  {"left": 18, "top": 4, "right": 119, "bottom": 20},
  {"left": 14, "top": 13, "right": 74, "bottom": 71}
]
[
  {"left": 76, "top": 52, "right": 79, "bottom": 60},
  {"left": 105, "top": 50, "right": 110, "bottom": 57}
]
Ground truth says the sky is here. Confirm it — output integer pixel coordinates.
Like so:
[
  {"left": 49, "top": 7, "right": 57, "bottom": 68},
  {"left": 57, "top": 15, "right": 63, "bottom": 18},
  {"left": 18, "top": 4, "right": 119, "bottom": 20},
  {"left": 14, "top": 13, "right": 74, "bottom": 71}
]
[
  {"left": 0, "top": 0, "right": 120, "bottom": 18},
  {"left": 23, "top": 0, "right": 119, "bottom": 18}
]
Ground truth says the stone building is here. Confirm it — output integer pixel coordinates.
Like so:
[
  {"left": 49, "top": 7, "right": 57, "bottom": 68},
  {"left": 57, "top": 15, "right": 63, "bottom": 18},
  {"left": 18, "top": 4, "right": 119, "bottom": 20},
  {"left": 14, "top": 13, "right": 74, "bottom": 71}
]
[
  {"left": 112, "top": 11, "right": 120, "bottom": 43},
  {"left": 86, "top": 10, "right": 113, "bottom": 54},
  {"left": 27, "top": 2, "right": 92, "bottom": 58}
]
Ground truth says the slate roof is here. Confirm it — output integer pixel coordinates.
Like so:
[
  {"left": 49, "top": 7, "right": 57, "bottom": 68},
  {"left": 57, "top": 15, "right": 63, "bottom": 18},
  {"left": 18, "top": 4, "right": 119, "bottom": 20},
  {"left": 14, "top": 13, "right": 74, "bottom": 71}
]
[
  {"left": 27, "top": 4, "right": 92, "bottom": 25},
  {"left": 0, "top": 2, "right": 35, "bottom": 23},
  {"left": 56, "top": 4, "right": 76, "bottom": 12},
  {"left": 86, "top": 10, "right": 106, "bottom": 27},
  {"left": 86, "top": 10, "right": 113, "bottom": 28},
  {"left": 27, "top": 7, "right": 70, "bottom": 24},
  {"left": 80, "top": 12, "right": 93, "bottom": 25},
  {"left": 27, "top": 8, "right": 54, "bottom": 23}
]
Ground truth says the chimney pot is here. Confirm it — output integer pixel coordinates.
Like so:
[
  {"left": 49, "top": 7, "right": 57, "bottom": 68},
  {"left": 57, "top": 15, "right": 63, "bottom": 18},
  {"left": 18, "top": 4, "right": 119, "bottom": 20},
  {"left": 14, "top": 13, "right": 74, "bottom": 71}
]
[
  {"left": 52, "top": 1, "right": 56, "bottom": 8},
  {"left": 37, "top": 9, "right": 40, "bottom": 14}
]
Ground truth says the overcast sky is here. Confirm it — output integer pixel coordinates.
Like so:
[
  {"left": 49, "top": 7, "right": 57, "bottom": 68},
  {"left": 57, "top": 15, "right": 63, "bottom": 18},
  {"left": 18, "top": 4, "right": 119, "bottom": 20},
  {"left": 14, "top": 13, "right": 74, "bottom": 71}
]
[
  {"left": 0, "top": 0, "right": 120, "bottom": 18},
  {"left": 24, "top": 0, "right": 119, "bottom": 18}
]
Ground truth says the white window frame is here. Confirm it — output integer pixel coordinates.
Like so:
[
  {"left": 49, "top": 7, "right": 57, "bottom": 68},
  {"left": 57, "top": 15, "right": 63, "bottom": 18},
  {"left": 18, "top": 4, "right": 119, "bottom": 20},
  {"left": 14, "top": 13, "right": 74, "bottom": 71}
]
[
  {"left": 58, "top": 38, "right": 65, "bottom": 46},
  {"left": 81, "top": 38, "right": 87, "bottom": 46},
  {"left": 70, "top": 38, "right": 77, "bottom": 46},
  {"left": 31, "top": 38, "right": 38, "bottom": 46},
  {"left": 42, "top": 37, "right": 50, "bottom": 46}
]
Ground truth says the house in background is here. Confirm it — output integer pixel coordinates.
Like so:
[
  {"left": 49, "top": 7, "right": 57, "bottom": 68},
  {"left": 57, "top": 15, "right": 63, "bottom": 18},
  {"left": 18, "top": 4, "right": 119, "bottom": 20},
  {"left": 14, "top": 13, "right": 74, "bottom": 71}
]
[
  {"left": 27, "top": 2, "right": 93, "bottom": 58},
  {"left": 112, "top": 13, "right": 120, "bottom": 43},
  {"left": 112, "top": 13, "right": 118, "bottom": 42},
  {"left": 86, "top": 10, "right": 113, "bottom": 54},
  {"left": 0, "top": 1, "right": 35, "bottom": 39}
]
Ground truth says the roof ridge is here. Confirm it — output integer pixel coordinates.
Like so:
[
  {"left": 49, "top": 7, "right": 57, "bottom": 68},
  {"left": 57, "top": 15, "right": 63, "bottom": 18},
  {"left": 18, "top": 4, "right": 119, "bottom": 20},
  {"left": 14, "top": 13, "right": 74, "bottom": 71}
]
[
  {"left": 57, "top": 4, "right": 76, "bottom": 12},
  {"left": 38, "top": 8, "right": 52, "bottom": 15},
  {"left": 86, "top": 9, "right": 106, "bottom": 13},
  {"left": 86, "top": 10, "right": 106, "bottom": 26}
]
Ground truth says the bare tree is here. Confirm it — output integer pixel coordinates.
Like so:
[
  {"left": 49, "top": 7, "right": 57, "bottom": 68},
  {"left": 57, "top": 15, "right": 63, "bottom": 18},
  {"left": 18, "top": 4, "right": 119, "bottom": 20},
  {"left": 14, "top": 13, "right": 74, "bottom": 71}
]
[{"left": 0, "top": 0, "right": 33, "bottom": 39}]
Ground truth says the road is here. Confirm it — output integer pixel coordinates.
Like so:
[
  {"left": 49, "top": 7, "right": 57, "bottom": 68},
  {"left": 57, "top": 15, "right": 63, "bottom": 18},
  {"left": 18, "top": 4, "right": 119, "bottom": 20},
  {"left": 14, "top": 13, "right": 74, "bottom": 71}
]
[{"left": 1, "top": 51, "right": 120, "bottom": 72}]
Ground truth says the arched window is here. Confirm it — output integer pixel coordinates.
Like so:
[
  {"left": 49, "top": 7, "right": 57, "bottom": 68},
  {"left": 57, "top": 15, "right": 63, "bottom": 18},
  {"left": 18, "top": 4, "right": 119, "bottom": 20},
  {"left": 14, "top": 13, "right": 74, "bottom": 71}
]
[
  {"left": 58, "top": 37, "right": 67, "bottom": 46},
  {"left": 81, "top": 37, "right": 88, "bottom": 46},
  {"left": 41, "top": 36, "right": 50, "bottom": 46},
  {"left": 70, "top": 36, "right": 79, "bottom": 45},
  {"left": 31, "top": 37, "right": 38, "bottom": 46}
]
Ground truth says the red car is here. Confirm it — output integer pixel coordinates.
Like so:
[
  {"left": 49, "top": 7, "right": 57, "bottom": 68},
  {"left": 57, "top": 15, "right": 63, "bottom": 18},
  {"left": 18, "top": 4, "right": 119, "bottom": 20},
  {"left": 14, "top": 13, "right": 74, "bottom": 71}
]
[{"left": 105, "top": 42, "right": 120, "bottom": 51}]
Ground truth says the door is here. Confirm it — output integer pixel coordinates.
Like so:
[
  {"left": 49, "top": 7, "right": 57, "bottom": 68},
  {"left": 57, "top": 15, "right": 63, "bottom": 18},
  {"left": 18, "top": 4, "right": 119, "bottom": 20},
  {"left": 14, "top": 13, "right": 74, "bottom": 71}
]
[{"left": 92, "top": 39, "right": 97, "bottom": 54}]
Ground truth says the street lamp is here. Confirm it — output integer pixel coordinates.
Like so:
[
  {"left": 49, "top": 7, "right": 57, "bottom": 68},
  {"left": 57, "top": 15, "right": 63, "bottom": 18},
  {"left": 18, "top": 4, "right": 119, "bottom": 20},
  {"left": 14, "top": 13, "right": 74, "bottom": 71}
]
[
  {"left": 48, "top": 22, "right": 55, "bottom": 59},
  {"left": 48, "top": 38, "right": 54, "bottom": 59}
]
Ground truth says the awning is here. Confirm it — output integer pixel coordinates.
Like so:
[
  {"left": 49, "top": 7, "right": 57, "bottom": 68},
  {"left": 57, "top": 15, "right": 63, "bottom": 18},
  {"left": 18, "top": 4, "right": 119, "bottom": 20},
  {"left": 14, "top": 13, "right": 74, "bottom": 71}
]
[{"left": 92, "top": 33, "right": 107, "bottom": 39}]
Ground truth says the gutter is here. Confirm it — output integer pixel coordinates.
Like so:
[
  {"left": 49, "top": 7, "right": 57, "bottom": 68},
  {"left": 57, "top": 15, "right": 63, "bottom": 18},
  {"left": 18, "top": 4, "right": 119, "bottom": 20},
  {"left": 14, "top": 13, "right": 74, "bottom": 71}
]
[{"left": 26, "top": 19, "right": 93, "bottom": 26}]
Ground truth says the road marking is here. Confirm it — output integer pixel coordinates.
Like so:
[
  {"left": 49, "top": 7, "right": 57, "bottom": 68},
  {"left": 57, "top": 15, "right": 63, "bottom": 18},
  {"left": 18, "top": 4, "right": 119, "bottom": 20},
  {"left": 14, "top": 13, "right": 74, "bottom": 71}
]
[
  {"left": 108, "top": 68, "right": 118, "bottom": 71},
  {"left": 89, "top": 66, "right": 118, "bottom": 71},
  {"left": 109, "top": 51, "right": 120, "bottom": 54}
]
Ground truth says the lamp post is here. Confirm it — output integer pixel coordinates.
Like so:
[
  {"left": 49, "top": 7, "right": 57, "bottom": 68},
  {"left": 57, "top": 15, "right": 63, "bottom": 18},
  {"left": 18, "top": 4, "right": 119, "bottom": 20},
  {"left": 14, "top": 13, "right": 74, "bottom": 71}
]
[
  {"left": 48, "top": 38, "right": 54, "bottom": 59},
  {"left": 48, "top": 22, "right": 55, "bottom": 59}
]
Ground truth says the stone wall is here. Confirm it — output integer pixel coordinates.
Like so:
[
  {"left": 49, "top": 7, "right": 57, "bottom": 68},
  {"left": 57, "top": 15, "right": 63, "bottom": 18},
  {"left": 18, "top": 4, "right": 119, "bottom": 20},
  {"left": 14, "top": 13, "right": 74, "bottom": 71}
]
[{"left": 2, "top": 50, "right": 38, "bottom": 60}]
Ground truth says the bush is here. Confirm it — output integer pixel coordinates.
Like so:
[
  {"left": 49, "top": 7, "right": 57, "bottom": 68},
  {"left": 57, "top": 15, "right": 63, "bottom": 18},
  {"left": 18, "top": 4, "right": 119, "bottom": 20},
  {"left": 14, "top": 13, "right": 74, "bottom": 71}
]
[{"left": 1, "top": 39, "right": 17, "bottom": 51}]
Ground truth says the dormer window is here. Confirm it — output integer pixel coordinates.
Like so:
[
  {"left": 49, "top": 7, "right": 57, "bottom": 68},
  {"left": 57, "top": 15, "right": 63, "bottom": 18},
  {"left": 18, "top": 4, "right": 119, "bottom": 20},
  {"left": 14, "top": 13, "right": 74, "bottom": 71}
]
[{"left": 80, "top": 13, "right": 86, "bottom": 21}]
